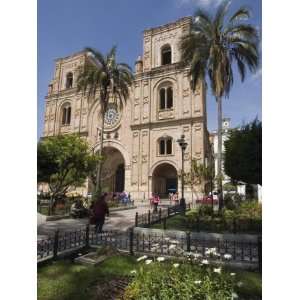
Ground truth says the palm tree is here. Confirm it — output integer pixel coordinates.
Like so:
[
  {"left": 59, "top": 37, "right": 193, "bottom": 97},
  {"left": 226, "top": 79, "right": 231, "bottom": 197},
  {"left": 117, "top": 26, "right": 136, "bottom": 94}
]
[
  {"left": 76, "top": 46, "right": 134, "bottom": 195},
  {"left": 180, "top": 0, "right": 259, "bottom": 208}
]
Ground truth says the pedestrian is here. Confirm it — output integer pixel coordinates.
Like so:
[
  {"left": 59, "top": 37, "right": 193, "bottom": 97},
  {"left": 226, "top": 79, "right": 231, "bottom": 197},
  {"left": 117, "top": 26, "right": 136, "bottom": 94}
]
[
  {"left": 92, "top": 192, "right": 109, "bottom": 233},
  {"left": 153, "top": 193, "right": 160, "bottom": 213},
  {"left": 174, "top": 192, "right": 179, "bottom": 205}
]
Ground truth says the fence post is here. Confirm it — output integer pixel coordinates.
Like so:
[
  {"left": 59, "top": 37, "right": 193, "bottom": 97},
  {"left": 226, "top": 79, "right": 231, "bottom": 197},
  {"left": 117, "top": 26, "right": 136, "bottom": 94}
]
[
  {"left": 148, "top": 210, "right": 151, "bottom": 226},
  {"left": 186, "top": 231, "right": 191, "bottom": 252},
  {"left": 163, "top": 218, "right": 167, "bottom": 230},
  {"left": 233, "top": 218, "right": 237, "bottom": 234},
  {"left": 135, "top": 212, "right": 138, "bottom": 227},
  {"left": 159, "top": 208, "right": 162, "bottom": 223},
  {"left": 53, "top": 230, "right": 59, "bottom": 260},
  {"left": 85, "top": 224, "right": 90, "bottom": 248},
  {"left": 129, "top": 227, "right": 134, "bottom": 256},
  {"left": 258, "top": 236, "right": 262, "bottom": 272}
]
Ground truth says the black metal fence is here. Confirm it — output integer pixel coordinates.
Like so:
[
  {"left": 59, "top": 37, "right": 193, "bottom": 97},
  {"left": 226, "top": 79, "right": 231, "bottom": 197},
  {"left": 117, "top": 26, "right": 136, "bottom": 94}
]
[
  {"left": 37, "top": 225, "right": 261, "bottom": 271},
  {"left": 135, "top": 204, "right": 191, "bottom": 228}
]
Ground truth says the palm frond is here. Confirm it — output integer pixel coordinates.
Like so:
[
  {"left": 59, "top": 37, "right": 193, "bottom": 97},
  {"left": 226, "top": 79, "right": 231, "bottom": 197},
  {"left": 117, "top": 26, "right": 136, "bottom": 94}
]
[{"left": 229, "top": 7, "right": 251, "bottom": 24}]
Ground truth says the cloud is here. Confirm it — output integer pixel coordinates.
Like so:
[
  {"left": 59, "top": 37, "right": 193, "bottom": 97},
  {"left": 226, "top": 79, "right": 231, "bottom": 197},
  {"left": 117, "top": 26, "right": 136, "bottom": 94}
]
[{"left": 176, "top": 0, "right": 225, "bottom": 8}]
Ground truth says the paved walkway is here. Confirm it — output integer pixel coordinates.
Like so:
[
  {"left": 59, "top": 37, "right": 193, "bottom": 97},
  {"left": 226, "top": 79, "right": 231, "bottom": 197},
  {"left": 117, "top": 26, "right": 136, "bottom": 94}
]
[{"left": 38, "top": 202, "right": 153, "bottom": 239}]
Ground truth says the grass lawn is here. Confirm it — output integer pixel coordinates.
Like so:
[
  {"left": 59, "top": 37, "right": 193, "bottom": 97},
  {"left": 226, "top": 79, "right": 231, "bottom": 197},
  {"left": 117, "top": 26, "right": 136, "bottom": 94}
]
[{"left": 38, "top": 255, "right": 261, "bottom": 300}]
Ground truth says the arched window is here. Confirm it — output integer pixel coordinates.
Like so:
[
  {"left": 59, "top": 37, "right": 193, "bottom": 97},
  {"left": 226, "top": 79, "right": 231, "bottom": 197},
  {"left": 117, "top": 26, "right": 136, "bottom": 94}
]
[
  {"left": 159, "top": 86, "right": 173, "bottom": 110},
  {"left": 61, "top": 104, "right": 71, "bottom": 125},
  {"left": 161, "top": 45, "right": 172, "bottom": 65},
  {"left": 159, "top": 137, "right": 173, "bottom": 155},
  {"left": 66, "top": 72, "right": 73, "bottom": 89}
]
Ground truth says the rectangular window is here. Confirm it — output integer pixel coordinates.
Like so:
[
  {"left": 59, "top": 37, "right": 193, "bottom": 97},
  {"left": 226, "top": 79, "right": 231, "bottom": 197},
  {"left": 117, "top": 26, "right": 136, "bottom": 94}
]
[
  {"left": 166, "top": 139, "right": 172, "bottom": 154},
  {"left": 160, "top": 140, "right": 165, "bottom": 155}
]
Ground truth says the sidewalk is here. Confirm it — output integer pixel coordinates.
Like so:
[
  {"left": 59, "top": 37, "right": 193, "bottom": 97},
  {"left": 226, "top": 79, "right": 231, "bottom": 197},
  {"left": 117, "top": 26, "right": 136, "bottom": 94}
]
[{"left": 37, "top": 203, "right": 151, "bottom": 237}]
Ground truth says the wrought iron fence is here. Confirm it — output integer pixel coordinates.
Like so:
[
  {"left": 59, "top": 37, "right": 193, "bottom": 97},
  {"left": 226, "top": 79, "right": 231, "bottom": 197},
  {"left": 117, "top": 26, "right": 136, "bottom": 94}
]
[
  {"left": 38, "top": 224, "right": 261, "bottom": 271},
  {"left": 135, "top": 204, "right": 190, "bottom": 227}
]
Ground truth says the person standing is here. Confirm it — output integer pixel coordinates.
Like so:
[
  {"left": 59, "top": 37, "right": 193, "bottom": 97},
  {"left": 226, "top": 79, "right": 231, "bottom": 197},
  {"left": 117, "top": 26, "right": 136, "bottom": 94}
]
[
  {"left": 92, "top": 193, "right": 109, "bottom": 233},
  {"left": 153, "top": 193, "right": 160, "bottom": 213}
]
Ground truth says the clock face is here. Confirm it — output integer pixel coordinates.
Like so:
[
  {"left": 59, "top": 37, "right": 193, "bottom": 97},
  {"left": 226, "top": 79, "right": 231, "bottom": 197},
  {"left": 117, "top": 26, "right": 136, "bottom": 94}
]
[{"left": 104, "top": 106, "right": 119, "bottom": 127}]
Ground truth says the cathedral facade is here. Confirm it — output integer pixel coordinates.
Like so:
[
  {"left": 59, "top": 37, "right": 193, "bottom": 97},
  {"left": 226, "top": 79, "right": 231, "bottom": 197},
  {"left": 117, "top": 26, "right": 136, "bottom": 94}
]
[{"left": 42, "top": 17, "right": 211, "bottom": 202}]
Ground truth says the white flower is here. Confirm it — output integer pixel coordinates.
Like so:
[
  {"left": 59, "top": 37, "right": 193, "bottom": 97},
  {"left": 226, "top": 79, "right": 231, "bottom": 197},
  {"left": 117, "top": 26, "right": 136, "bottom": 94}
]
[
  {"left": 192, "top": 253, "right": 202, "bottom": 258},
  {"left": 232, "top": 292, "right": 238, "bottom": 299},
  {"left": 224, "top": 254, "right": 232, "bottom": 260},
  {"left": 202, "top": 259, "right": 209, "bottom": 265},
  {"left": 130, "top": 270, "right": 137, "bottom": 274},
  {"left": 169, "top": 244, "right": 176, "bottom": 250},
  {"left": 194, "top": 280, "right": 201, "bottom": 284},
  {"left": 164, "top": 237, "right": 170, "bottom": 241},
  {"left": 137, "top": 255, "right": 147, "bottom": 262},
  {"left": 213, "top": 267, "right": 221, "bottom": 274},
  {"left": 157, "top": 257, "right": 165, "bottom": 262},
  {"left": 173, "top": 263, "right": 180, "bottom": 268},
  {"left": 230, "top": 273, "right": 236, "bottom": 276},
  {"left": 145, "top": 259, "right": 152, "bottom": 265},
  {"left": 237, "top": 281, "right": 243, "bottom": 287}
]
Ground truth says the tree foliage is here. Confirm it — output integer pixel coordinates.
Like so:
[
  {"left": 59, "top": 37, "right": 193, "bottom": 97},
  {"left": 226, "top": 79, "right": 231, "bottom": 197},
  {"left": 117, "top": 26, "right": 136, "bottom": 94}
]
[
  {"left": 224, "top": 119, "right": 262, "bottom": 185},
  {"left": 180, "top": 1, "right": 259, "bottom": 97},
  {"left": 37, "top": 134, "right": 100, "bottom": 200},
  {"left": 179, "top": 0, "right": 260, "bottom": 202},
  {"left": 184, "top": 159, "right": 214, "bottom": 193}
]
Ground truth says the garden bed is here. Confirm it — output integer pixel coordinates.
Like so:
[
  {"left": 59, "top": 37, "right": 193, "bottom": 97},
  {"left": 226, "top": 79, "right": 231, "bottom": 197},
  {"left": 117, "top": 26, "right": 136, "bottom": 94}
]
[
  {"left": 151, "top": 202, "right": 262, "bottom": 234},
  {"left": 38, "top": 254, "right": 261, "bottom": 300}
]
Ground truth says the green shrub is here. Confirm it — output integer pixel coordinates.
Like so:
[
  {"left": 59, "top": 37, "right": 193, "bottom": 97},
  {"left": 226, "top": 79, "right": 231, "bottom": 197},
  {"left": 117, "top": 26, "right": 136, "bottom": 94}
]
[{"left": 198, "top": 204, "right": 213, "bottom": 217}]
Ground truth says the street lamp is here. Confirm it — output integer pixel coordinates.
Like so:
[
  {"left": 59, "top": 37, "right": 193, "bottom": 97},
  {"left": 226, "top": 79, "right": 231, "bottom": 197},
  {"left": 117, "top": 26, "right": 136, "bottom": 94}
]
[{"left": 177, "top": 134, "right": 188, "bottom": 210}]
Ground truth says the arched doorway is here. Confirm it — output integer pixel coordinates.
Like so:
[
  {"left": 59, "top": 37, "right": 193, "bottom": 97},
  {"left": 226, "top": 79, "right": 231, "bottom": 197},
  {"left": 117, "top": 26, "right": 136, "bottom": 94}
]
[
  {"left": 101, "top": 147, "right": 125, "bottom": 193},
  {"left": 152, "top": 163, "right": 178, "bottom": 198}
]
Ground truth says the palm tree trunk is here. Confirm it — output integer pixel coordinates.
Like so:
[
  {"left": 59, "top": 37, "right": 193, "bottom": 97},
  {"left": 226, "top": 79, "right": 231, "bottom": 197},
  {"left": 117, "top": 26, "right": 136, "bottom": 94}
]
[
  {"left": 95, "top": 107, "right": 105, "bottom": 195},
  {"left": 217, "top": 96, "right": 223, "bottom": 209}
]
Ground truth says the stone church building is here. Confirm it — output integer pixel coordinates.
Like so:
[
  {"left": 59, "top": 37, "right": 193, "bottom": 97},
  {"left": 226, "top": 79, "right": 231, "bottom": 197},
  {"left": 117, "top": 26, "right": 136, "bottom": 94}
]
[{"left": 42, "top": 17, "right": 211, "bottom": 202}]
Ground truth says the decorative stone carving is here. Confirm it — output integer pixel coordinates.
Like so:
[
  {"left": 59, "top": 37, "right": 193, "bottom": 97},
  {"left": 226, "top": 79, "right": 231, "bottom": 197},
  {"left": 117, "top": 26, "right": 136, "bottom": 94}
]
[{"left": 158, "top": 110, "right": 175, "bottom": 120}]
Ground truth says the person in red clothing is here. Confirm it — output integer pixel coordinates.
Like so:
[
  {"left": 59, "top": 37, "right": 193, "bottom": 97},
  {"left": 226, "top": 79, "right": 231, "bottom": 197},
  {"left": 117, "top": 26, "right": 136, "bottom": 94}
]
[
  {"left": 153, "top": 193, "right": 160, "bottom": 213},
  {"left": 92, "top": 192, "right": 109, "bottom": 233}
]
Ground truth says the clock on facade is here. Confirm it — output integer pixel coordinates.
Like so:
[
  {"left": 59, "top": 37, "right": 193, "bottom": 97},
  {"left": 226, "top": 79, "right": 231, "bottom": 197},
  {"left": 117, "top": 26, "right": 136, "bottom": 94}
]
[{"left": 104, "top": 104, "right": 120, "bottom": 128}]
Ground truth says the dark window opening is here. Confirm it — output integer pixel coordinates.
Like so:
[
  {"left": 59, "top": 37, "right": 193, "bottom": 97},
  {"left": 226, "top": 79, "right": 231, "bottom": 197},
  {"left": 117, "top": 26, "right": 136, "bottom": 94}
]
[
  {"left": 159, "top": 138, "right": 172, "bottom": 155},
  {"left": 167, "top": 87, "right": 173, "bottom": 108},
  {"left": 160, "top": 88, "right": 165, "bottom": 109},
  {"left": 161, "top": 46, "right": 172, "bottom": 65},
  {"left": 166, "top": 139, "right": 172, "bottom": 155},
  {"left": 66, "top": 73, "right": 73, "bottom": 89},
  {"left": 159, "top": 139, "right": 165, "bottom": 155},
  {"left": 159, "top": 87, "right": 173, "bottom": 110},
  {"left": 62, "top": 106, "right": 71, "bottom": 125}
]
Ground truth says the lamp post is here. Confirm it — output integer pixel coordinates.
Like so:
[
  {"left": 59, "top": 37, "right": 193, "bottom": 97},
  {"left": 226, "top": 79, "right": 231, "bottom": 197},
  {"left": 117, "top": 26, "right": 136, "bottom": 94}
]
[{"left": 177, "top": 134, "right": 188, "bottom": 210}]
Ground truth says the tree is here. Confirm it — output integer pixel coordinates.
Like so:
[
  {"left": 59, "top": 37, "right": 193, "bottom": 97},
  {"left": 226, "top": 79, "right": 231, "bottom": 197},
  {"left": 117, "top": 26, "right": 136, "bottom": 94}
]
[
  {"left": 76, "top": 46, "right": 134, "bottom": 195},
  {"left": 184, "top": 159, "right": 214, "bottom": 197},
  {"left": 37, "top": 134, "right": 99, "bottom": 214},
  {"left": 224, "top": 119, "right": 262, "bottom": 185},
  {"left": 180, "top": 0, "right": 259, "bottom": 208}
]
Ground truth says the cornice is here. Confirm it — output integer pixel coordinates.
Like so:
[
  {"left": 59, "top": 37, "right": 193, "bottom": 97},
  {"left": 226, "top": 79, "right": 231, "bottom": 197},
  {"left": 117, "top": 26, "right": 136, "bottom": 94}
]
[
  {"left": 134, "top": 63, "right": 189, "bottom": 80},
  {"left": 130, "top": 116, "right": 205, "bottom": 130},
  {"left": 143, "top": 16, "right": 192, "bottom": 36}
]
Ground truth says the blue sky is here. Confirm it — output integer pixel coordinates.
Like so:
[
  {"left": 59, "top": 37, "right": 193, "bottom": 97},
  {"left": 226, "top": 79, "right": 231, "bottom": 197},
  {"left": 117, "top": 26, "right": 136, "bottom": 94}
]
[{"left": 38, "top": 0, "right": 261, "bottom": 138}]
